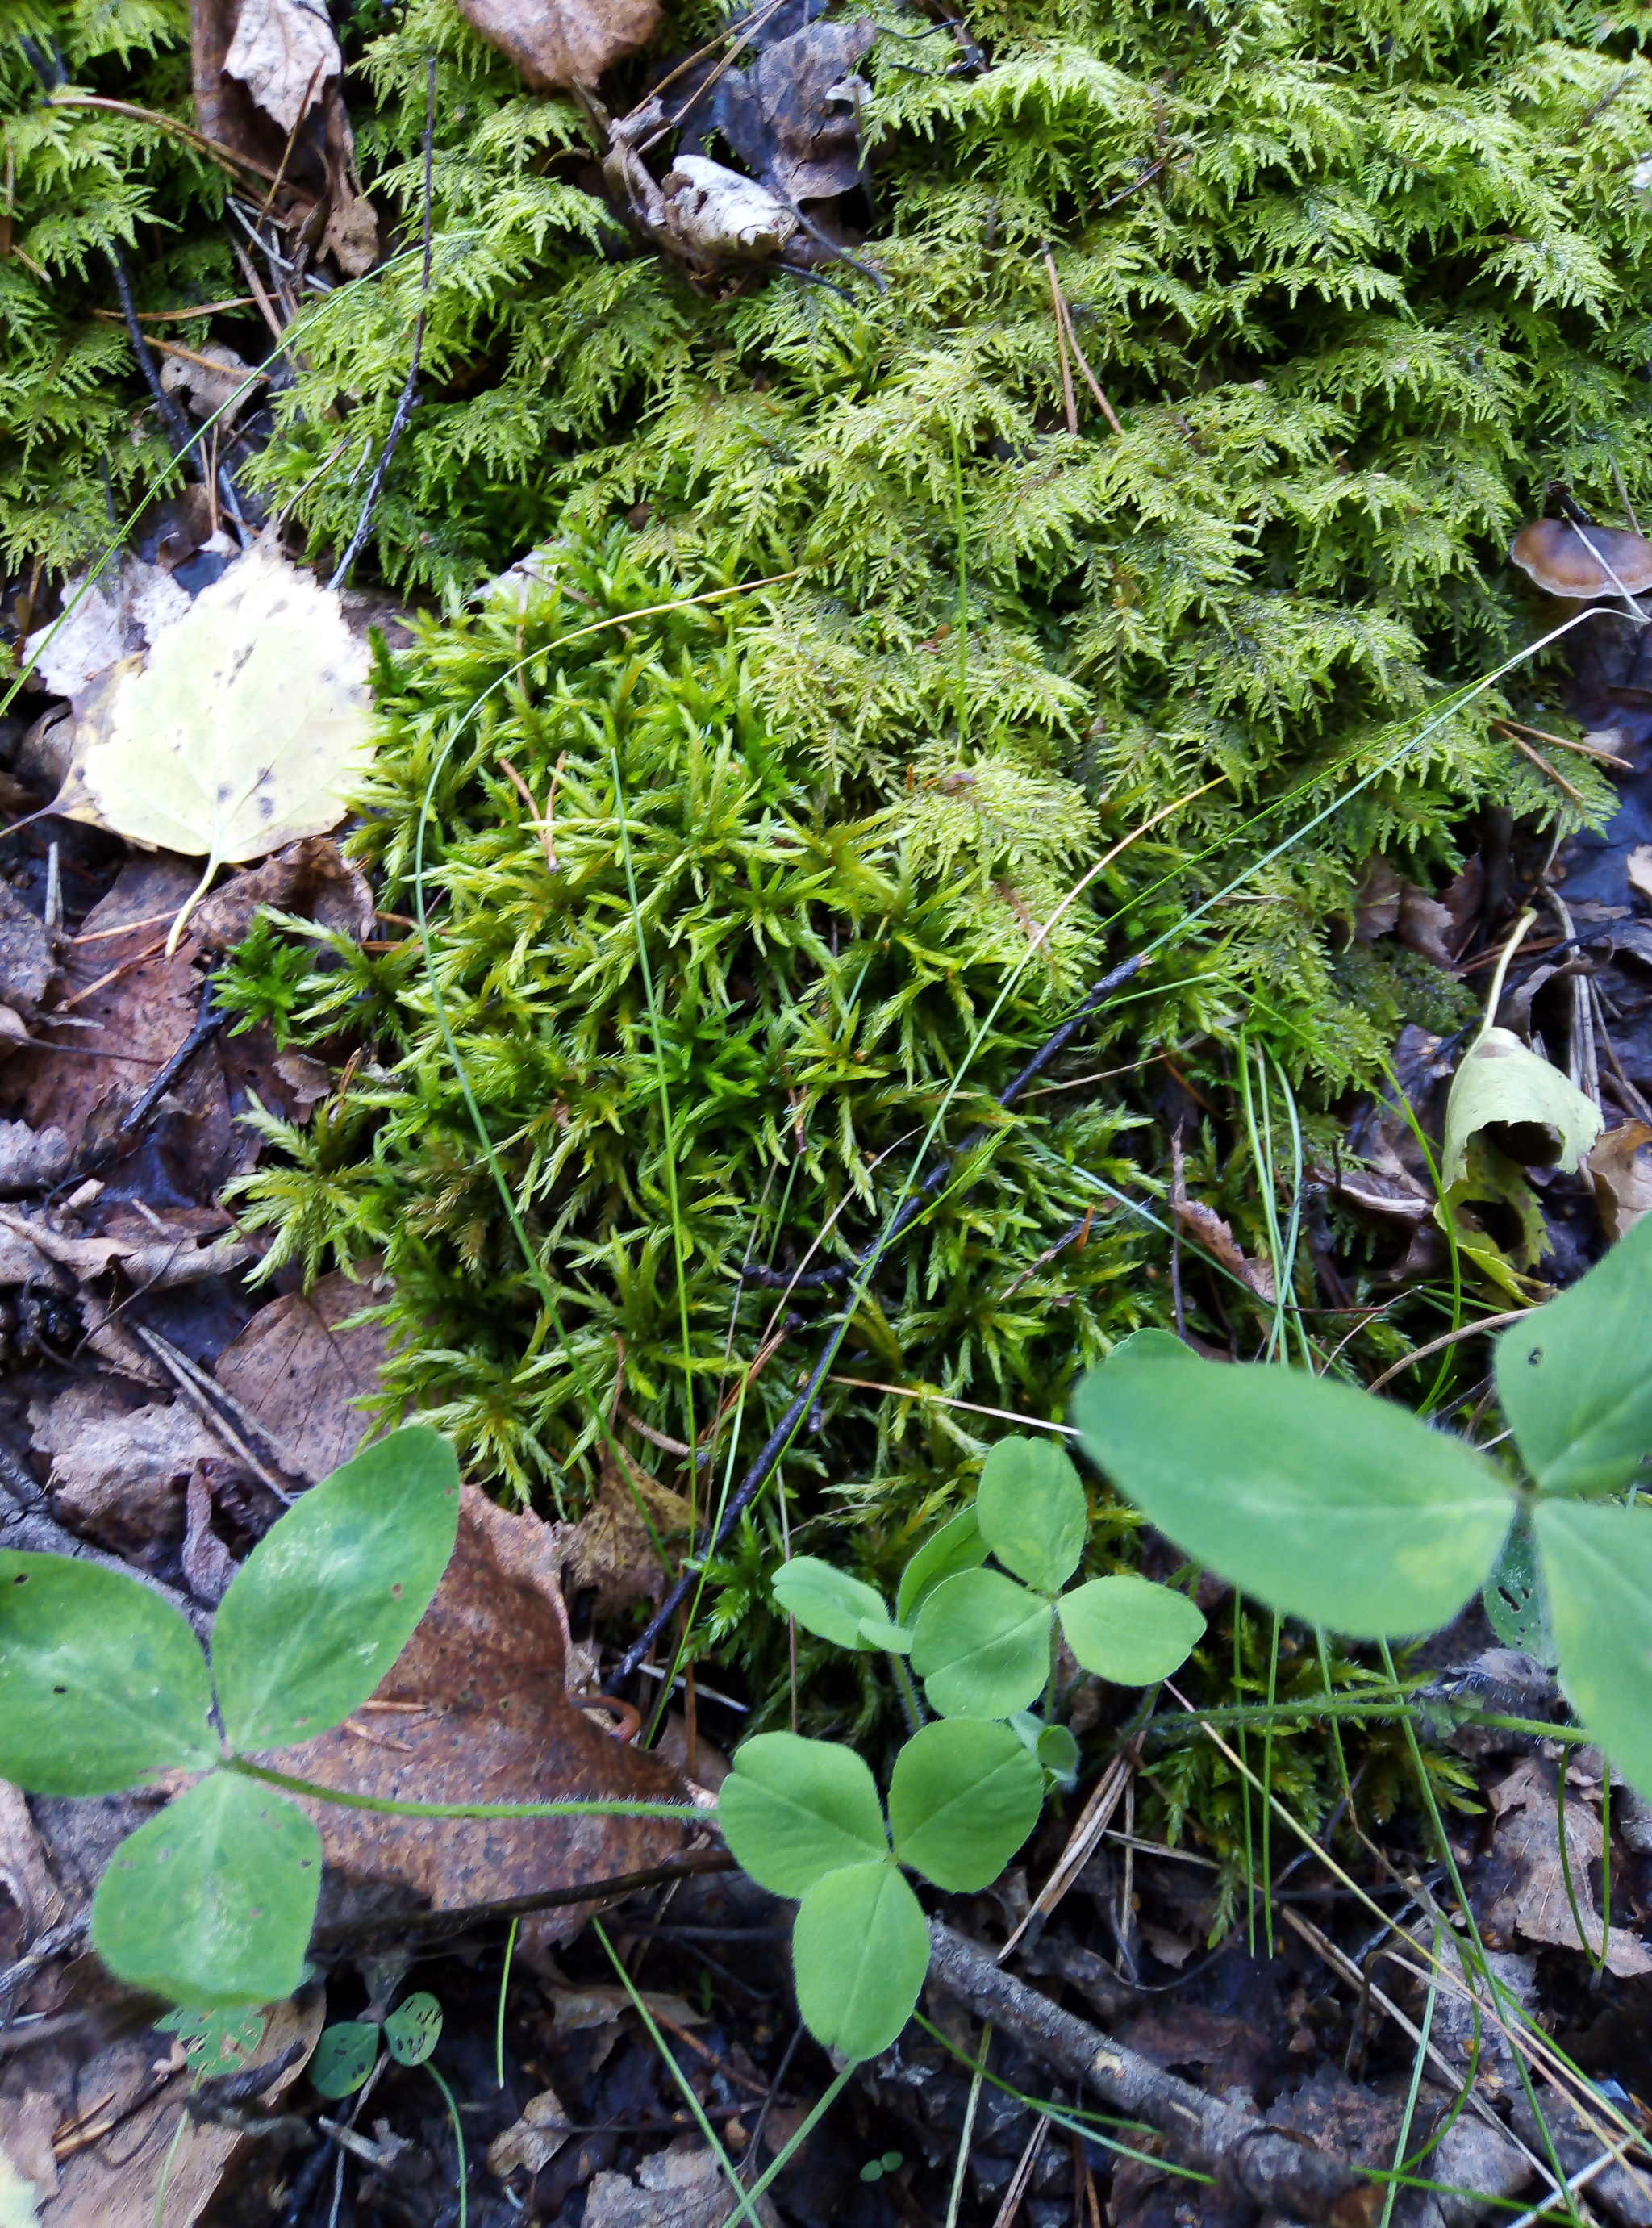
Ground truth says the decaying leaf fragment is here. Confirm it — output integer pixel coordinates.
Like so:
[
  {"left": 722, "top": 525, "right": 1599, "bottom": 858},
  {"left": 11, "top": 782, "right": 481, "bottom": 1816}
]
[
  {"left": 557, "top": 1442, "right": 695, "bottom": 1618},
  {"left": 1483, "top": 1755, "right": 1652, "bottom": 1977},
  {"left": 1589, "top": 1120, "right": 1652, "bottom": 1240},
  {"left": 223, "top": 0, "right": 340, "bottom": 134},
  {"left": 449, "top": 0, "right": 661, "bottom": 90},
  {"left": 77, "top": 547, "right": 373, "bottom": 952}
]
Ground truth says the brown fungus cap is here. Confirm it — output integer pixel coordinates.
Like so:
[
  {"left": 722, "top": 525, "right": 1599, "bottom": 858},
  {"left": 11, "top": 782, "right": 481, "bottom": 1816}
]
[{"left": 1511, "top": 517, "right": 1652, "bottom": 599}]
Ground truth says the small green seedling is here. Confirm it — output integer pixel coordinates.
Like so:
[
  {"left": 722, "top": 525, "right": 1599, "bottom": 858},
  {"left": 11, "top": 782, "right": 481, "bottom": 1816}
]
[
  {"left": 861, "top": 2151, "right": 904, "bottom": 2184},
  {"left": 312, "top": 1991, "right": 444, "bottom": 2098},
  {"left": 774, "top": 1436, "right": 1205, "bottom": 1717},
  {"left": 1074, "top": 1213, "right": 1652, "bottom": 1798},
  {"left": 0, "top": 1427, "right": 460, "bottom": 2006}
]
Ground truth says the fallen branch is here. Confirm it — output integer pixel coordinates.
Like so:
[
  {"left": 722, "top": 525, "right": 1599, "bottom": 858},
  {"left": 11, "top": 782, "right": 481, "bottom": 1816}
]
[{"left": 926, "top": 1921, "right": 1380, "bottom": 2228}]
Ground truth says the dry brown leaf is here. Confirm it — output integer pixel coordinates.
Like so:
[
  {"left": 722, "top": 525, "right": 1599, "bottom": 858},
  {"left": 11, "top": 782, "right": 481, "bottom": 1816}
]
[
  {"left": 190, "top": 835, "right": 376, "bottom": 955},
  {"left": 583, "top": 2139, "right": 779, "bottom": 2228},
  {"left": 0, "top": 892, "right": 56, "bottom": 1026},
  {"left": 1483, "top": 1756, "right": 1652, "bottom": 1976},
  {"left": 550, "top": 1984, "right": 705, "bottom": 2034},
  {"left": 487, "top": 2086, "right": 573, "bottom": 2180},
  {"left": 1354, "top": 857, "right": 1456, "bottom": 970},
  {"left": 557, "top": 1443, "right": 694, "bottom": 1618},
  {"left": 1589, "top": 1120, "right": 1652, "bottom": 1241},
  {"left": 212, "top": 1270, "right": 390, "bottom": 1483},
  {"left": 159, "top": 343, "right": 261, "bottom": 430},
  {"left": 28, "top": 1381, "right": 217, "bottom": 1554},
  {"left": 268, "top": 1487, "right": 691, "bottom": 1946},
  {"left": 223, "top": 0, "right": 339, "bottom": 133},
  {"left": 0, "top": 1206, "right": 254, "bottom": 1292},
  {"left": 449, "top": 0, "right": 661, "bottom": 90},
  {"left": 690, "top": 16, "right": 878, "bottom": 203},
  {"left": 0, "top": 1124, "right": 70, "bottom": 1196},
  {"left": 1171, "top": 1197, "right": 1275, "bottom": 1304},
  {"left": 0, "top": 1787, "right": 62, "bottom": 1971}
]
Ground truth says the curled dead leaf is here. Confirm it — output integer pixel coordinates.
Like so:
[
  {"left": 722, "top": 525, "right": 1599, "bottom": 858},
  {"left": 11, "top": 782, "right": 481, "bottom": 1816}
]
[
  {"left": 223, "top": 0, "right": 340, "bottom": 134},
  {"left": 1589, "top": 1120, "right": 1652, "bottom": 1241},
  {"left": 449, "top": 0, "right": 661, "bottom": 90},
  {"left": 557, "top": 1443, "right": 695, "bottom": 1619}
]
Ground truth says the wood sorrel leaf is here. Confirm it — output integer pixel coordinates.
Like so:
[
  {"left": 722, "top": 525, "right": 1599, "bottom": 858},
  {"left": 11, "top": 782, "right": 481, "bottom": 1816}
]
[
  {"left": 975, "top": 1436, "right": 1087, "bottom": 1593},
  {"left": 909, "top": 1569, "right": 1051, "bottom": 1719},
  {"left": 212, "top": 1426, "right": 460, "bottom": 1754},
  {"left": 311, "top": 2022, "right": 380, "bottom": 2099},
  {"left": 895, "top": 1506, "right": 987, "bottom": 1626},
  {"left": 716, "top": 1732, "right": 887, "bottom": 1896},
  {"left": 1533, "top": 1499, "right": 1652, "bottom": 1797},
  {"left": 1058, "top": 1575, "right": 1205, "bottom": 1685},
  {"left": 888, "top": 1718, "right": 1042, "bottom": 1892},
  {"left": 1483, "top": 1517, "right": 1556, "bottom": 1667},
  {"left": 1074, "top": 1357, "right": 1513, "bottom": 1638},
  {"left": 0, "top": 1553, "right": 217, "bottom": 1794},
  {"left": 1495, "top": 1216, "right": 1652, "bottom": 1498},
  {"left": 791, "top": 1860, "right": 928, "bottom": 2060},
  {"left": 857, "top": 1613, "right": 914, "bottom": 1653},
  {"left": 384, "top": 1992, "right": 443, "bottom": 2065},
  {"left": 91, "top": 1771, "right": 322, "bottom": 2007},
  {"left": 770, "top": 1556, "right": 888, "bottom": 1651}
]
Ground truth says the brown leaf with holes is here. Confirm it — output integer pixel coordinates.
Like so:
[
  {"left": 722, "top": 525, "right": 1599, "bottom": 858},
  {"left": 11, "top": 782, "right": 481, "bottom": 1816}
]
[
  {"left": 449, "top": 0, "right": 661, "bottom": 90},
  {"left": 267, "top": 1487, "right": 692, "bottom": 1946},
  {"left": 557, "top": 1443, "right": 695, "bottom": 1618},
  {"left": 1482, "top": 1756, "right": 1652, "bottom": 1976}
]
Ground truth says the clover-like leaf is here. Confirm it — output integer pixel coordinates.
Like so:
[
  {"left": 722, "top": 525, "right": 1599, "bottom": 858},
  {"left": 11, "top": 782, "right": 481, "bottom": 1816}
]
[
  {"left": 857, "top": 1613, "right": 914, "bottom": 1653},
  {"left": 311, "top": 2022, "right": 381, "bottom": 2100},
  {"left": 909, "top": 1569, "right": 1051, "bottom": 1719},
  {"left": 91, "top": 1771, "right": 322, "bottom": 2007},
  {"left": 0, "top": 1554, "right": 219, "bottom": 1795},
  {"left": 384, "top": 1992, "right": 443, "bottom": 2066},
  {"left": 1037, "top": 1725, "right": 1080, "bottom": 1784},
  {"left": 212, "top": 1426, "right": 460, "bottom": 1754},
  {"left": 1108, "top": 1329, "right": 1195, "bottom": 1367},
  {"left": 716, "top": 1732, "right": 888, "bottom": 1896},
  {"left": 791, "top": 1861, "right": 929, "bottom": 2061},
  {"left": 1533, "top": 1499, "right": 1652, "bottom": 1798},
  {"left": 888, "top": 1719, "right": 1043, "bottom": 1892},
  {"left": 1483, "top": 1517, "right": 1556, "bottom": 1666},
  {"left": 1075, "top": 1355, "right": 1513, "bottom": 1638},
  {"left": 975, "top": 1436, "right": 1087, "bottom": 1594},
  {"left": 771, "top": 1557, "right": 887, "bottom": 1651},
  {"left": 895, "top": 1506, "right": 987, "bottom": 1626},
  {"left": 1495, "top": 1215, "right": 1652, "bottom": 1498},
  {"left": 1058, "top": 1575, "right": 1205, "bottom": 1685}
]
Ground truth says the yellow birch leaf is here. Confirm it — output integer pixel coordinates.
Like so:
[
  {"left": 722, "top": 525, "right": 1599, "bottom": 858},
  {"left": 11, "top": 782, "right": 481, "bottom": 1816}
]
[{"left": 80, "top": 548, "right": 373, "bottom": 951}]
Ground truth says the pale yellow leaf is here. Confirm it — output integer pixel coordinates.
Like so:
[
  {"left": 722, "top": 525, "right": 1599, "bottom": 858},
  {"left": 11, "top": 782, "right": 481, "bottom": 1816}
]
[
  {"left": 1441, "top": 1026, "right": 1602, "bottom": 1189},
  {"left": 81, "top": 549, "right": 373, "bottom": 951}
]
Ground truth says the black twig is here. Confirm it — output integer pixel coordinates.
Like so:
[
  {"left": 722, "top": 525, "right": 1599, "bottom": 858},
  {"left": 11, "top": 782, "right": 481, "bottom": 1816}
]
[
  {"left": 328, "top": 58, "right": 436, "bottom": 593},
  {"left": 112, "top": 977, "right": 224, "bottom": 1141},
  {"left": 616, "top": 950, "right": 1144, "bottom": 1686},
  {"left": 307, "top": 1849, "right": 736, "bottom": 1954}
]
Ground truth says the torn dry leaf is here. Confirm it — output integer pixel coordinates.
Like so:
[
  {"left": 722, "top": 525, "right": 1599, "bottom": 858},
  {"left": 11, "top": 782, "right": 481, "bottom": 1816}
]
[
  {"left": 0, "top": 1206, "right": 255, "bottom": 1293},
  {"left": 449, "top": 0, "right": 661, "bottom": 90},
  {"left": 190, "top": 835, "right": 376, "bottom": 955},
  {"left": 1353, "top": 858, "right": 1457, "bottom": 970},
  {"left": 0, "top": 1787, "right": 62, "bottom": 1970},
  {"left": 212, "top": 1270, "right": 390, "bottom": 1483},
  {"left": 0, "top": 892, "right": 56, "bottom": 1026},
  {"left": 21, "top": 561, "right": 188, "bottom": 709},
  {"left": 28, "top": 1380, "right": 219, "bottom": 1554},
  {"left": 223, "top": 0, "right": 339, "bottom": 134},
  {"left": 0, "top": 1124, "right": 70, "bottom": 1196},
  {"left": 556, "top": 1442, "right": 695, "bottom": 1618},
  {"left": 1171, "top": 1196, "right": 1275, "bottom": 1304},
  {"left": 551, "top": 1985, "right": 705, "bottom": 2034},
  {"left": 267, "top": 1488, "right": 690, "bottom": 1945},
  {"left": 685, "top": 15, "right": 878, "bottom": 204},
  {"left": 159, "top": 344, "right": 262, "bottom": 430},
  {"left": 582, "top": 2140, "right": 779, "bottom": 2228},
  {"left": 662, "top": 158, "right": 796, "bottom": 261},
  {"left": 1482, "top": 1755, "right": 1652, "bottom": 1976},
  {"left": 487, "top": 2086, "right": 573, "bottom": 2180},
  {"left": 1589, "top": 1120, "right": 1652, "bottom": 1240}
]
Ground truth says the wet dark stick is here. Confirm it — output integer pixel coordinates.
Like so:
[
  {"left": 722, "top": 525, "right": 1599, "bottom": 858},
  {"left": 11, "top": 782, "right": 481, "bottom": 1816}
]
[
  {"left": 613, "top": 949, "right": 1145, "bottom": 1686},
  {"left": 328, "top": 57, "right": 436, "bottom": 592},
  {"left": 927, "top": 1921, "right": 1377, "bottom": 2226}
]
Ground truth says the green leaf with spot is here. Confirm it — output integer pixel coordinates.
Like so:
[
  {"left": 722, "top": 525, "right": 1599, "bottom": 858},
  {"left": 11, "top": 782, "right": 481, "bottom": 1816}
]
[
  {"left": 91, "top": 1771, "right": 322, "bottom": 2008},
  {"left": 1074, "top": 1356, "right": 1513, "bottom": 1638},
  {"left": 0, "top": 1554, "right": 217, "bottom": 1795},
  {"left": 1058, "top": 1575, "right": 1205, "bottom": 1685},
  {"left": 1496, "top": 1216, "right": 1652, "bottom": 1498},
  {"left": 791, "top": 1861, "right": 929, "bottom": 2060},
  {"left": 895, "top": 1507, "right": 988, "bottom": 1626},
  {"left": 311, "top": 2023, "right": 380, "bottom": 2099},
  {"left": 975, "top": 1436, "right": 1087, "bottom": 1593},
  {"left": 716, "top": 1733, "right": 887, "bottom": 1896},
  {"left": 212, "top": 1427, "right": 460, "bottom": 1754},
  {"left": 888, "top": 1718, "right": 1042, "bottom": 1892},
  {"left": 384, "top": 1992, "right": 443, "bottom": 2065},
  {"left": 771, "top": 1557, "right": 887, "bottom": 1651},
  {"left": 909, "top": 1569, "right": 1052, "bottom": 1719}
]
